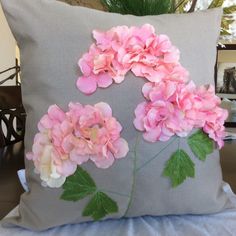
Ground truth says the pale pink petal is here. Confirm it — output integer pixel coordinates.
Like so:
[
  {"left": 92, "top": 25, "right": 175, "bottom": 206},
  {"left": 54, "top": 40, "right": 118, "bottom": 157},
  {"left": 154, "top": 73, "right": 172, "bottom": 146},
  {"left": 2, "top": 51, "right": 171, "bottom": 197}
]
[
  {"left": 97, "top": 73, "right": 113, "bottom": 88},
  {"left": 32, "top": 142, "right": 43, "bottom": 155},
  {"left": 176, "top": 131, "right": 190, "bottom": 137},
  {"left": 158, "top": 133, "right": 172, "bottom": 142},
  {"left": 133, "top": 117, "right": 145, "bottom": 131},
  {"left": 164, "top": 46, "right": 180, "bottom": 63},
  {"left": 76, "top": 76, "right": 97, "bottom": 95},
  {"left": 78, "top": 58, "right": 92, "bottom": 76},
  {"left": 47, "top": 105, "right": 66, "bottom": 122},
  {"left": 61, "top": 135, "right": 74, "bottom": 153},
  {"left": 113, "top": 74, "right": 125, "bottom": 83},
  {"left": 113, "top": 138, "right": 129, "bottom": 159},
  {"left": 142, "top": 82, "right": 153, "bottom": 99},
  {"left": 34, "top": 133, "right": 50, "bottom": 145},
  {"left": 132, "top": 24, "right": 155, "bottom": 42},
  {"left": 134, "top": 102, "right": 146, "bottom": 117},
  {"left": 60, "top": 120, "right": 73, "bottom": 135},
  {"left": 70, "top": 150, "right": 90, "bottom": 165},
  {"left": 91, "top": 153, "right": 115, "bottom": 169},
  {"left": 92, "top": 30, "right": 109, "bottom": 45},
  {"left": 95, "top": 102, "right": 112, "bottom": 117},
  {"left": 217, "top": 139, "right": 224, "bottom": 149},
  {"left": 143, "top": 127, "right": 161, "bottom": 142},
  {"left": 26, "top": 152, "right": 34, "bottom": 160},
  {"left": 38, "top": 115, "right": 53, "bottom": 130},
  {"left": 56, "top": 159, "right": 77, "bottom": 177},
  {"left": 161, "top": 126, "right": 175, "bottom": 137}
]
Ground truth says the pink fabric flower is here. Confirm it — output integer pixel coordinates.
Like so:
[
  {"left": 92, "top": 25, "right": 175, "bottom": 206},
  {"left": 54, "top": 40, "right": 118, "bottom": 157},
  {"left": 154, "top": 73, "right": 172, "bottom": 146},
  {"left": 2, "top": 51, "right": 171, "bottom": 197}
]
[
  {"left": 27, "top": 102, "right": 129, "bottom": 187},
  {"left": 77, "top": 24, "right": 189, "bottom": 94},
  {"left": 194, "top": 85, "right": 228, "bottom": 148},
  {"left": 65, "top": 102, "right": 129, "bottom": 168},
  {"left": 134, "top": 81, "right": 228, "bottom": 147}
]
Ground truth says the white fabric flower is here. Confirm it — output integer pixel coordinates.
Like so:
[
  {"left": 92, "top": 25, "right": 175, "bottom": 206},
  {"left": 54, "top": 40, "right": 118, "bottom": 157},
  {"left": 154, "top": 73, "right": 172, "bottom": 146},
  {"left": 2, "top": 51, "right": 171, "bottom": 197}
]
[{"left": 38, "top": 145, "right": 66, "bottom": 188}]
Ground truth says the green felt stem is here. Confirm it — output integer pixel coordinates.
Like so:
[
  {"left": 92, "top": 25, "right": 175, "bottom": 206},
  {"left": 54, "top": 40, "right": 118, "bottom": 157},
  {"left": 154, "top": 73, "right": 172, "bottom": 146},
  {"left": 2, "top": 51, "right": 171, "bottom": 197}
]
[
  {"left": 136, "top": 137, "right": 178, "bottom": 172},
  {"left": 123, "top": 135, "right": 140, "bottom": 216}
]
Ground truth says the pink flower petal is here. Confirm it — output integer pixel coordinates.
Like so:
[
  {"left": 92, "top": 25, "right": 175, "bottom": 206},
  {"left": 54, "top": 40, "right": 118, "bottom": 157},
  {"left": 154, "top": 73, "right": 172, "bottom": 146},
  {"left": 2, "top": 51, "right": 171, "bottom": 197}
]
[
  {"left": 91, "top": 153, "right": 115, "bottom": 169},
  {"left": 70, "top": 150, "right": 90, "bottom": 165},
  {"left": 143, "top": 127, "right": 161, "bottom": 142},
  {"left": 97, "top": 73, "right": 113, "bottom": 88},
  {"left": 133, "top": 117, "right": 145, "bottom": 131},
  {"left": 164, "top": 46, "right": 180, "bottom": 63},
  {"left": 38, "top": 115, "right": 53, "bottom": 130},
  {"left": 77, "top": 76, "right": 97, "bottom": 95},
  {"left": 48, "top": 105, "right": 66, "bottom": 122},
  {"left": 95, "top": 102, "right": 112, "bottom": 117},
  {"left": 78, "top": 58, "right": 92, "bottom": 76},
  {"left": 113, "top": 74, "right": 125, "bottom": 84},
  {"left": 56, "top": 159, "right": 77, "bottom": 177},
  {"left": 26, "top": 152, "right": 34, "bottom": 160},
  {"left": 142, "top": 82, "right": 153, "bottom": 100},
  {"left": 61, "top": 135, "right": 74, "bottom": 153},
  {"left": 113, "top": 138, "right": 129, "bottom": 159}
]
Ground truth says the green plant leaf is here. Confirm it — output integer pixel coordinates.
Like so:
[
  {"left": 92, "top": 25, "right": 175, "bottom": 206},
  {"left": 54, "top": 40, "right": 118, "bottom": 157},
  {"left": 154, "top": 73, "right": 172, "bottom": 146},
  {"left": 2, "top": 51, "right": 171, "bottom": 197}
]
[
  {"left": 61, "top": 166, "right": 96, "bottom": 201},
  {"left": 163, "top": 149, "right": 195, "bottom": 187},
  {"left": 221, "top": 28, "right": 231, "bottom": 35},
  {"left": 224, "top": 5, "right": 236, "bottom": 14},
  {"left": 83, "top": 192, "right": 118, "bottom": 220},
  {"left": 208, "top": 0, "right": 224, "bottom": 8},
  {"left": 222, "top": 18, "right": 234, "bottom": 29},
  {"left": 101, "top": 0, "right": 174, "bottom": 15},
  {"left": 187, "top": 130, "right": 214, "bottom": 161},
  {"left": 175, "top": 0, "right": 191, "bottom": 13}
]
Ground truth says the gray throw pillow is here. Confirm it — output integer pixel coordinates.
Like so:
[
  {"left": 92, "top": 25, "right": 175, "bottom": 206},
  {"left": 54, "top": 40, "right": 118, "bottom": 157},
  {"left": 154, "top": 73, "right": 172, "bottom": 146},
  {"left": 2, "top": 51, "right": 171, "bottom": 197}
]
[{"left": 1, "top": 0, "right": 231, "bottom": 231}]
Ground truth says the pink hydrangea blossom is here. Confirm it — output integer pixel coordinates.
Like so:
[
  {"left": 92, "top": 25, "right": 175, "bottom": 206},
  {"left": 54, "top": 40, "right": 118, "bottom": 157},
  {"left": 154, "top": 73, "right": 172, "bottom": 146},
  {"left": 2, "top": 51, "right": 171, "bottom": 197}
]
[
  {"left": 27, "top": 102, "right": 129, "bottom": 187},
  {"left": 194, "top": 85, "right": 228, "bottom": 148},
  {"left": 134, "top": 81, "right": 228, "bottom": 147},
  {"left": 77, "top": 24, "right": 189, "bottom": 95}
]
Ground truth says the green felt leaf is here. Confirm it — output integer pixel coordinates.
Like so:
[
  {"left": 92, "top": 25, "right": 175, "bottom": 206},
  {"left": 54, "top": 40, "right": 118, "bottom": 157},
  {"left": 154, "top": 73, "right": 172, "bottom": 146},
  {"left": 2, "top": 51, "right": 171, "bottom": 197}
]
[
  {"left": 61, "top": 166, "right": 96, "bottom": 201},
  {"left": 224, "top": 5, "right": 236, "bottom": 14},
  {"left": 83, "top": 192, "right": 118, "bottom": 220},
  {"left": 163, "top": 149, "right": 195, "bottom": 187},
  {"left": 187, "top": 130, "right": 214, "bottom": 161},
  {"left": 208, "top": 0, "right": 224, "bottom": 8}
]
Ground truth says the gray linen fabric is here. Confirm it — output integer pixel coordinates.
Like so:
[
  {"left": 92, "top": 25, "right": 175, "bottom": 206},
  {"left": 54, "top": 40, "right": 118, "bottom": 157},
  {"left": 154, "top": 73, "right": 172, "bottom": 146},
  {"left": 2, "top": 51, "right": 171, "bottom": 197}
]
[{"left": 1, "top": 0, "right": 230, "bottom": 231}]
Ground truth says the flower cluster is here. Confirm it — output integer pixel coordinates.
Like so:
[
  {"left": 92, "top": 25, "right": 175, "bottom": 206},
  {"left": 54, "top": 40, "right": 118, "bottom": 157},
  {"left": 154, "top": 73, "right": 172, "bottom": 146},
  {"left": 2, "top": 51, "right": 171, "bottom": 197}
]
[
  {"left": 77, "top": 24, "right": 189, "bottom": 94},
  {"left": 134, "top": 81, "right": 228, "bottom": 148},
  {"left": 77, "top": 24, "right": 228, "bottom": 149},
  {"left": 26, "top": 102, "right": 129, "bottom": 188}
]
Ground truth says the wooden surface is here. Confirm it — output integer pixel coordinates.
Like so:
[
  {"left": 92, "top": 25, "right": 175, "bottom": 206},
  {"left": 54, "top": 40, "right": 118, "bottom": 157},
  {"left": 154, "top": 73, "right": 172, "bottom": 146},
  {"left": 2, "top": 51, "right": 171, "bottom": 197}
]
[
  {"left": 220, "top": 140, "right": 236, "bottom": 193},
  {"left": 0, "top": 142, "right": 24, "bottom": 219},
  {"left": 0, "top": 86, "right": 23, "bottom": 109},
  {"left": 0, "top": 138, "right": 235, "bottom": 220}
]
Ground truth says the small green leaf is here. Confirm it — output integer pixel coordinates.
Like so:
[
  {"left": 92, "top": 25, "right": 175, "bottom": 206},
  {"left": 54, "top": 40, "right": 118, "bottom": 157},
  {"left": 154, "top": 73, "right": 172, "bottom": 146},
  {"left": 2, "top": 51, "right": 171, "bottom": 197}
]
[
  {"left": 224, "top": 5, "right": 236, "bottom": 14},
  {"left": 163, "top": 149, "right": 195, "bottom": 187},
  {"left": 61, "top": 166, "right": 96, "bottom": 201},
  {"left": 221, "top": 29, "right": 231, "bottom": 36},
  {"left": 188, "top": 130, "right": 214, "bottom": 161},
  {"left": 101, "top": 0, "right": 174, "bottom": 15},
  {"left": 83, "top": 192, "right": 118, "bottom": 220},
  {"left": 221, "top": 18, "right": 234, "bottom": 30},
  {"left": 175, "top": 0, "right": 191, "bottom": 13},
  {"left": 208, "top": 0, "right": 224, "bottom": 8}
]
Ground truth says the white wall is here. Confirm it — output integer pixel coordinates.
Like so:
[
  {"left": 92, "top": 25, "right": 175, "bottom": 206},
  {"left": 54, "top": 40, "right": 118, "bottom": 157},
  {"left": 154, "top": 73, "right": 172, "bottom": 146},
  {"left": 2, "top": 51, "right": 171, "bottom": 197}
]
[{"left": 0, "top": 4, "right": 16, "bottom": 86}]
